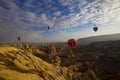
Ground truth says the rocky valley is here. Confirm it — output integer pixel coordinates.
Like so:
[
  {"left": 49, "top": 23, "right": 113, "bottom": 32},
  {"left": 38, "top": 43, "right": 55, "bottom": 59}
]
[{"left": 0, "top": 40, "right": 120, "bottom": 80}]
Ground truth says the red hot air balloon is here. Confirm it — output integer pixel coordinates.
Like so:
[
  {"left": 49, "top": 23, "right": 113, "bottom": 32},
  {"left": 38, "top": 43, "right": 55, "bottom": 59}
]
[
  {"left": 67, "top": 39, "right": 77, "bottom": 48},
  {"left": 93, "top": 27, "right": 98, "bottom": 32}
]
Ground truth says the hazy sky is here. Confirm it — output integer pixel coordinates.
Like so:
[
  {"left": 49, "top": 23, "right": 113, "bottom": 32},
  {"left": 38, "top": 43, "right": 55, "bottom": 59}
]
[{"left": 0, "top": 0, "right": 120, "bottom": 43}]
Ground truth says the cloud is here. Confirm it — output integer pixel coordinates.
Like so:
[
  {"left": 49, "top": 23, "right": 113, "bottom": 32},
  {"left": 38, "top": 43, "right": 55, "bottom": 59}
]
[
  {"left": 0, "top": 25, "right": 45, "bottom": 43},
  {"left": 53, "top": 11, "right": 61, "bottom": 17},
  {"left": 1, "top": 0, "right": 120, "bottom": 30},
  {"left": 56, "top": 0, "right": 120, "bottom": 28},
  {"left": 93, "top": 0, "right": 120, "bottom": 24},
  {"left": 0, "top": 0, "right": 120, "bottom": 42}
]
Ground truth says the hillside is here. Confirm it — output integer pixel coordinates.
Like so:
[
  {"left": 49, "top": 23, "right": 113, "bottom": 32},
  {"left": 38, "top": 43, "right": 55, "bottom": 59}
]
[
  {"left": 0, "top": 45, "right": 69, "bottom": 80},
  {"left": 0, "top": 44, "right": 99, "bottom": 80},
  {"left": 77, "top": 33, "right": 120, "bottom": 45},
  {"left": 1, "top": 41, "right": 120, "bottom": 80}
]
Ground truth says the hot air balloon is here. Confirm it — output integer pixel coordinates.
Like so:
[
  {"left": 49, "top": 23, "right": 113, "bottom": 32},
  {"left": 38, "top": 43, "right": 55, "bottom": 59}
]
[
  {"left": 93, "top": 26, "right": 98, "bottom": 32},
  {"left": 17, "top": 36, "right": 21, "bottom": 41},
  {"left": 47, "top": 25, "right": 50, "bottom": 30},
  {"left": 67, "top": 39, "right": 77, "bottom": 48},
  {"left": 97, "top": 9, "right": 99, "bottom": 12}
]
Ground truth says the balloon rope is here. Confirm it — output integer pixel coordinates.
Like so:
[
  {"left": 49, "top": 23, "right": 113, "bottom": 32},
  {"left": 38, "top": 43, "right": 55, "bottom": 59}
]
[{"left": 68, "top": 47, "right": 74, "bottom": 58}]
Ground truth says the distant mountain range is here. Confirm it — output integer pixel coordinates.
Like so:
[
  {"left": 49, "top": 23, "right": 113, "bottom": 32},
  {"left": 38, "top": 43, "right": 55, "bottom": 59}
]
[{"left": 77, "top": 33, "right": 120, "bottom": 45}]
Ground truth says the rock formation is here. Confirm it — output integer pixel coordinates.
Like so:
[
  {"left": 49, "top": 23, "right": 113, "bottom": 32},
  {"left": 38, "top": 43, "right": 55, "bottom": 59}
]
[
  {"left": 0, "top": 44, "right": 100, "bottom": 80},
  {"left": 0, "top": 45, "right": 67, "bottom": 80}
]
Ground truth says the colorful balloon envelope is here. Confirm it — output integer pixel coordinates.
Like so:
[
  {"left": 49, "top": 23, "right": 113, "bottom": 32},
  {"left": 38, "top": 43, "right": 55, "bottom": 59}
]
[
  {"left": 67, "top": 39, "right": 77, "bottom": 48},
  {"left": 93, "top": 27, "right": 98, "bottom": 32}
]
